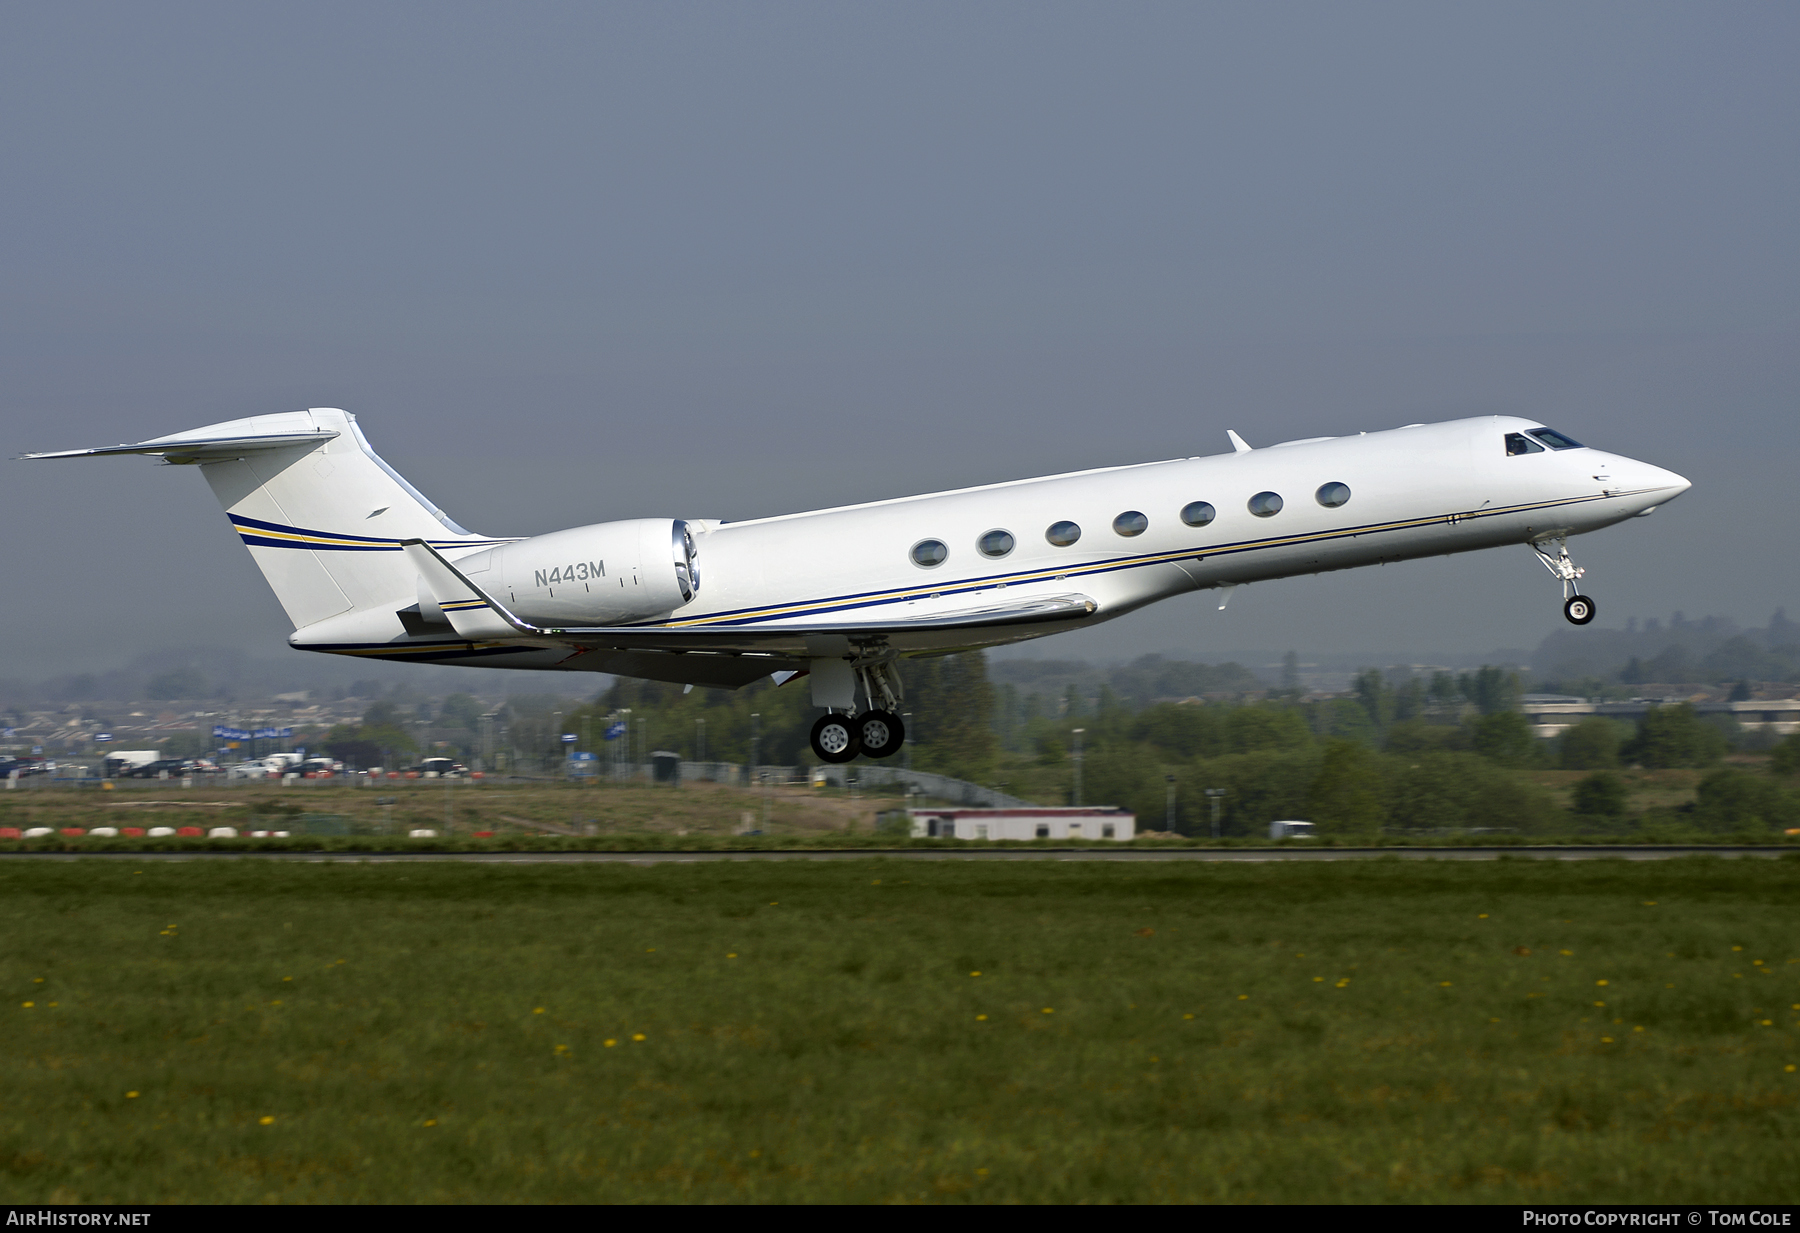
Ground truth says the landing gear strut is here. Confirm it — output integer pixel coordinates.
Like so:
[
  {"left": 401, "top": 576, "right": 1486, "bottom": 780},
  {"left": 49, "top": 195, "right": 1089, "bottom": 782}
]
[
  {"left": 806, "top": 660, "right": 908, "bottom": 763},
  {"left": 1533, "top": 537, "right": 1595, "bottom": 626}
]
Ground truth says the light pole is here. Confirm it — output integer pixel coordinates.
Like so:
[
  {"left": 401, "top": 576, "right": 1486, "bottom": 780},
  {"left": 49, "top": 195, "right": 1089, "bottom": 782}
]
[
  {"left": 749, "top": 713, "right": 760, "bottom": 788},
  {"left": 1204, "top": 787, "right": 1227, "bottom": 840},
  {"left": 1165, "top": 774, "right": 1177, "bottom": 834},
  {"left": 1071, "top": 728, "right": 1085, "bottom": 807}
]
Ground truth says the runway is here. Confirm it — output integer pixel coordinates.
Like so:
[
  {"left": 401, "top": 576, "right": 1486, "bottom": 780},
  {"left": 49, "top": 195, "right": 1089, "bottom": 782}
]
[{"left": 0, "top": 845, "right": 1793, "bottom": 864}]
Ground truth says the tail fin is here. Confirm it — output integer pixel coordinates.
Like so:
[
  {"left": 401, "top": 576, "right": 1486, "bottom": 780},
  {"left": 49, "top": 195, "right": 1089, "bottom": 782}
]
[{"left": 24, "top": 408, "right": 511, "bottom": 629}]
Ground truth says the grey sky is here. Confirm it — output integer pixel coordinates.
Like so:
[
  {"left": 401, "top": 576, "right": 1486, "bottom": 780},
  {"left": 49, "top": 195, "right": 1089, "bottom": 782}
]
[{"left": 4, "top": 2, "right": 1796, "bottom": 681}]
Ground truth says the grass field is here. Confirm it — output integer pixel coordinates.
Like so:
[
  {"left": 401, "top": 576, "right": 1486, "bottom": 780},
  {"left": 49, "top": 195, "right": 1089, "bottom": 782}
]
[{"left": 2, "top": 857, "right": 1797, "bottom": 1203}]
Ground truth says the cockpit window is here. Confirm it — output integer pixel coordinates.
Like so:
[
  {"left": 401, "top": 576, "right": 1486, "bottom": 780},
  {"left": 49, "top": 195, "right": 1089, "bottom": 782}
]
[
  {"left": 1528, "top": 428, "right": 1584, "bottom": 450},
  {"left": 1504, "top": 432, "right": 1544, "bottom": 456}
]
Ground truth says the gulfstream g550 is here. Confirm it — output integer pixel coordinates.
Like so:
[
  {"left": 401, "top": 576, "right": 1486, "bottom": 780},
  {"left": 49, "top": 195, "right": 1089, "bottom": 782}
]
[{"left": 24, "top": 410, "right": 1689, "bottom": 763}]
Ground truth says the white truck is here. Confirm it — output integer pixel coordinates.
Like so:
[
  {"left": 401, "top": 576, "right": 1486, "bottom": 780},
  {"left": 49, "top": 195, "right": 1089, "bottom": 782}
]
[{"left": 102, "top": 750, "right": 163, "bottom": 776}]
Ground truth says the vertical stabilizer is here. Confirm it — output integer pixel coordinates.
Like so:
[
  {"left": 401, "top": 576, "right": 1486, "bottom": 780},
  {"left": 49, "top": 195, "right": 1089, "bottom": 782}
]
[{"left": 25, "top": 409, "right": 511, "bottom": 630}]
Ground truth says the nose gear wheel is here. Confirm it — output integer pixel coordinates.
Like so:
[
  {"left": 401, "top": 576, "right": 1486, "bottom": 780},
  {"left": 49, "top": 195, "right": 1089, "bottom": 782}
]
[{"left": 1563, "top": 594, "right": 1596, "bottom": 625}]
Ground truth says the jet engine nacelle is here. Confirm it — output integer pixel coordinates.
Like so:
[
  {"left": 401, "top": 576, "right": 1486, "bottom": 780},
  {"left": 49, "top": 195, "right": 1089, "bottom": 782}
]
[{"left": 446, "top": 518, "right": 699, "bottom": 627}]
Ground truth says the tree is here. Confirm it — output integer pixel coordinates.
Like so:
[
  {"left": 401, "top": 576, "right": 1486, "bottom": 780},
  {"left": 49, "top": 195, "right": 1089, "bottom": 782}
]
[
  {"left": 906, "top": 652, "right": 997, "bottom": 781},
  {"left": 1470, "top": 711, "right": 1537, "bottom": 766},
  {"left": 1571, "top": 771, "right": 1628, "bottom": 817},
  {"left": 1771, "top": 734, "right": 1800, "bottom": 777},
  {"left": 1385, "top": 752, "right": 1553, "bottom": 833},
  {"left": 1558, "top": 718, "right": 1623, "bottom": 770},
  {"left": 1692, "top": 769, "right": 1797, "bottom": 833},
  {"left": 1353, "top": 669, "right": 1395, "bottom": 731},
  {"left": 363, "top": 699, "right": 405, "bottom": 729},
  {"left": 1131, "top": 703, "right": 1226, "bottom": 761},
  {"left": 1307, "top": 740, "right": 1386, "bottom": 836},
  {"left": 437, "top": 692, "right": 483, "bottom": 730},
  {"left": 1228, "top": 705, "right": 1314, "bottom": 754},
  {"left": 1622, "top": 704, "right": 1728, "bottom": 768},
  {"left": 1459, "top": 666, "right": 1522, "bottom": 715}
]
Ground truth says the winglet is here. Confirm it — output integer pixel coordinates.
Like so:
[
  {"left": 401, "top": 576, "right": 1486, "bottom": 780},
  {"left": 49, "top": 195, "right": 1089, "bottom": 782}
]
[
  {"left": 401, "top": 540, "right": 527, "bottom": 640},
  {"left": 1226, "top": 430, "right": 1252, "bottom": 454}
]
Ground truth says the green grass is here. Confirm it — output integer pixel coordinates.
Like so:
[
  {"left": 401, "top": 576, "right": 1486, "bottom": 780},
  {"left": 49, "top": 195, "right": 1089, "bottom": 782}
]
[{"left": 2, "top": 858, "right": 1797, "bottom": 1203}]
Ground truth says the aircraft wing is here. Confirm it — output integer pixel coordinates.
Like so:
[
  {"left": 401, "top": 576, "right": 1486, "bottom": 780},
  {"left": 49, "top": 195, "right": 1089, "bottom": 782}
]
[{"left": 401, "top": 539, "right": 1096, "bottom": 656}]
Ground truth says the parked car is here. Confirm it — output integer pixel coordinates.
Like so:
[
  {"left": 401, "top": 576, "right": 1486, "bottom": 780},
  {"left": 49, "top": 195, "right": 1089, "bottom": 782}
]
[{"left": 410, "top": 758, "right": 469, "bottom": 778}]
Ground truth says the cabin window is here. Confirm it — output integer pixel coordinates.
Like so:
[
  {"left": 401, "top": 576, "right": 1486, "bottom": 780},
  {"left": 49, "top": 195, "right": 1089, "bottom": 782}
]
[
  {"left": 978, "top": 529, "right": 1015, "bottom": 558},
  {"left": 1112, "top": 511, "right": 1148, "bottom": 537},
  {"left": 1180, "top": 501, "right": 1216, "bottom": 527},
  {"left": 1248, "top": 491, "right": 1283, "bottom": 518},
  {"left": 911, "top": 539, "right": 948, "bottom": 568},
  {"left": 1529, "top": 428, "right": 1585, "bottom": 451},
  {"left": 1045, "top": 521, "right": 1081, "bottom": 547},
  {"left": 1315, "top": 482, "right": 1351, "bottom": 508},
  {"left": 1505, "top": 432, "right": 1544, "bottom": 456}
]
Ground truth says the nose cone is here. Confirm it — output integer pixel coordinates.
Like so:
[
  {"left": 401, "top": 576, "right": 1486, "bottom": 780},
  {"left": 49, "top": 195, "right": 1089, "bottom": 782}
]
[
  {"left": 1614, "top": 456, "right": 1690, "bottom": 516},
  {"left": 1642, "top": 463, "right": 1692, "bottom": 501}
]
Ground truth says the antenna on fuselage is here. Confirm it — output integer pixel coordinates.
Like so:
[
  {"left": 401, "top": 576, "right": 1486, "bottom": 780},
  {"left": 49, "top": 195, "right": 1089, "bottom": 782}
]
[{"left": 1226, "top": 430, "right": 1252, "bottom": 454}]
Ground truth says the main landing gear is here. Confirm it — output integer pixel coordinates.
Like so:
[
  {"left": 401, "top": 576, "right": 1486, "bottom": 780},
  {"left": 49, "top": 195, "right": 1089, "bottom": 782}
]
[
  {"left": 1533, "top": 537, "right": 1596, "bottom": 626},
  {"left": 808, "top": 661, "right": 907, "bottom": 764}
]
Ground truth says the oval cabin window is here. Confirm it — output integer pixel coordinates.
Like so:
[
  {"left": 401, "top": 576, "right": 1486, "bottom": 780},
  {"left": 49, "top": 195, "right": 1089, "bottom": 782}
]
[
  {"left": 1315, "top": 482, "right": 1351, "bottom": 508},
  {"left": 911, "top": 539, "right": 948, "bottom": 568},
  {"left": 1180, "top": 501, "right": 1216, "bottom": 527},
  {"left": 1112, "top": 511, "right": 1148, "bottom": 537},
  {"left": 978, "top": 529, "right": 1015, "bottom": 558},
  {"left": 1045, "top": 521, "right": 1082, "bottom": 547},
  {"left": 1248, "top": 491, "right": 1283, "bottom": 518}
]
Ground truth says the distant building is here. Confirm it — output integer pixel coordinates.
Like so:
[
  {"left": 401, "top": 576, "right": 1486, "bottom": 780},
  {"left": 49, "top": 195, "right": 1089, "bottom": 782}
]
[
  {"left": 908, "top": 806, "right": 1135, "bottom": 841},
  {"left": 1520, "top": 697, "right": 1800, "bottom": 739}
]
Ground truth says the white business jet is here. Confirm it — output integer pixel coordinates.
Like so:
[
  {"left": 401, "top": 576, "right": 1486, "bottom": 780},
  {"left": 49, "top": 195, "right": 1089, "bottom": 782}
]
[{"left": 25, "top": 410, "right": 1688, "bottom": 763}]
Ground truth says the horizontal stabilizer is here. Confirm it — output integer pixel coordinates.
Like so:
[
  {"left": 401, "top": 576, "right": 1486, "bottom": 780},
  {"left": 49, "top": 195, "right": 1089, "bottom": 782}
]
[{"left": 22, "top": 429, "right": 339, "bottom": 463}]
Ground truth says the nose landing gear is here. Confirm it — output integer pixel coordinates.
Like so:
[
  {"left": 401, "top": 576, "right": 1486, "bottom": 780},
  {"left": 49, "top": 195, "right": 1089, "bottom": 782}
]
[
  {"left": 1533, "top": 537, "right": 1596, "bottom": 625},
  {"left": 807, "top": 660, "right": 908, "bottom": 763}
]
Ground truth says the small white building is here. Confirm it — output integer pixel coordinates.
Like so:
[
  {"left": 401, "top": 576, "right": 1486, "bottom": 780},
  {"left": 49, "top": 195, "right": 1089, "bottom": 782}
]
[{"left": 908, "top": 807, "right": 1135, "bottom": 841}]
